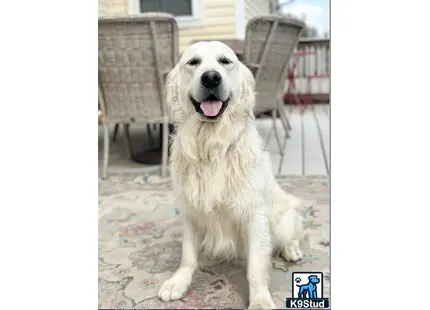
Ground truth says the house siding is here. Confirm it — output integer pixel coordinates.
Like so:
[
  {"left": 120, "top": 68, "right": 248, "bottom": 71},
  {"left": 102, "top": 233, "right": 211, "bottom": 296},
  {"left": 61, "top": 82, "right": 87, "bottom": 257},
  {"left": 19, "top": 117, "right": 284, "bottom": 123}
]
[
  {"left": 98, "top": 0, "right": 109, "bottom": 16},
  {"left": 245, "top": 0, "right": 271, "bottom": 23},
  {"left": 109, "top": 0, "right": 128, "bottom": 15},
  {"left": 178, "top": 0, "right": 236, "bottom": 52},
  {"left": 98, "top": 0, "right": 237, "bottom": 52}
]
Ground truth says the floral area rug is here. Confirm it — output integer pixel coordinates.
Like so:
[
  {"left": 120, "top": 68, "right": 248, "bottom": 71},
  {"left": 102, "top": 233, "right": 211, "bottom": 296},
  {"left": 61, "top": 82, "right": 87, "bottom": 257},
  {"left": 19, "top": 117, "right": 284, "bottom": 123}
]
[{"left": 99, "top": 174, "right": 330, "bottom": 309}]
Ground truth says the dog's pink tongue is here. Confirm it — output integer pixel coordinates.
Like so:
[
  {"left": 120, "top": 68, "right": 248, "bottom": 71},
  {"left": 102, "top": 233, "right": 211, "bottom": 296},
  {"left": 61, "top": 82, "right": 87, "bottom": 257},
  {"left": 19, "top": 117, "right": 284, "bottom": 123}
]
[{"left": 200, "top": 101, "right": 223, "bottom": 117}]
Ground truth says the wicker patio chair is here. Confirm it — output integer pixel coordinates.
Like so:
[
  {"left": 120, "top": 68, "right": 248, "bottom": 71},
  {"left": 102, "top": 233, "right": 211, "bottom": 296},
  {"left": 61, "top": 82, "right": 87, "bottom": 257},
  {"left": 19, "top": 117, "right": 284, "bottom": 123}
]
[
  {"left": 98, "top": 13, "right": 179, "bottom": 179},
  {"left": 242, "top": 15, "right": 305, "bottom": 154}
]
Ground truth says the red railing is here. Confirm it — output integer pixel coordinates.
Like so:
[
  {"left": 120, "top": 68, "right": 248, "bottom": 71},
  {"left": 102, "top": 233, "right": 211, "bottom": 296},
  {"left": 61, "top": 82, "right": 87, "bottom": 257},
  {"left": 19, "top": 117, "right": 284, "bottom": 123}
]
[{"left": 284, "top": 38, "right": 330, "bottom": 105}]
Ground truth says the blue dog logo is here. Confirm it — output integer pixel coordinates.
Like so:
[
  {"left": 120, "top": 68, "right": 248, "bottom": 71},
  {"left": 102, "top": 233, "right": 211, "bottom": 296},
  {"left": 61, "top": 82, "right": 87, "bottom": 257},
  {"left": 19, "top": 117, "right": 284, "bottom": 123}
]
[{"left": 296, "top": 275, "right": 320, "bottom": 299}]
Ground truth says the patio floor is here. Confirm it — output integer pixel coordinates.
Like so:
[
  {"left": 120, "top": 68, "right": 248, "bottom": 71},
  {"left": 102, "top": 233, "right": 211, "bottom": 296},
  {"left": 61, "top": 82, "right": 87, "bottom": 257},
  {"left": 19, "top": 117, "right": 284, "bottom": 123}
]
[{"left": 98, "top": 104, "right": 330, "bottom": 177}]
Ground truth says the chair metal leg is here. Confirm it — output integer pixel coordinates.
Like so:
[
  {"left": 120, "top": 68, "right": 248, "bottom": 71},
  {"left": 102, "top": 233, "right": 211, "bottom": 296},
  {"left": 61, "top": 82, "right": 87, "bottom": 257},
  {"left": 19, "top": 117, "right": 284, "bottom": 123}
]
[
  {"left": 112, "top": 124, "right": 119, "bottom": 142},
  {"left": 161, "top": 122, "right": 169, "bottom": 177},
  {"left": 277, "top": 99, "right": 291, "bottom": 139},
  {"left": 102, "top": 123, "right": 110, "bottom": 179},
  {"left": 286, "top": 114, "right": 292, "bottom": 130},
  {"left": 271, "top": 109, "right": 285, "bottom": 156},
  {"left": 123, "top": 124, "right": 133, "bottom": 159},
  {"left": 147, "top": 124, "right": 155, "bottom": 147},
  {"left": 282, "top": 101, "right": 292, "bottom": 131}
]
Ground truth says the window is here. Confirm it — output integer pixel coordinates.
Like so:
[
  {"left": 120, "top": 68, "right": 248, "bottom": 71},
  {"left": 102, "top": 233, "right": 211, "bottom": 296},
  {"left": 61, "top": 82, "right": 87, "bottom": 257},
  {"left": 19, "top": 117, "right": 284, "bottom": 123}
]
[
  {"left": 129, "top": 0, "right": 203, "bottom": 28},
  {"left": 140, "top": 0, "right": 192, "bottom": 16}
]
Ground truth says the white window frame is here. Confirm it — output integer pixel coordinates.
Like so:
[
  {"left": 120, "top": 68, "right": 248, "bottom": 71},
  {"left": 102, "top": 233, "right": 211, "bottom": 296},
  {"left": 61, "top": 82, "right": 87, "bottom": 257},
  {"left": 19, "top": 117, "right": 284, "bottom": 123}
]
[
  {"left": 235, "top": 0, "right": 245, "bottom": 40},
  {"left": 128, "top": 0, "right": 203, "bottom": 28}
]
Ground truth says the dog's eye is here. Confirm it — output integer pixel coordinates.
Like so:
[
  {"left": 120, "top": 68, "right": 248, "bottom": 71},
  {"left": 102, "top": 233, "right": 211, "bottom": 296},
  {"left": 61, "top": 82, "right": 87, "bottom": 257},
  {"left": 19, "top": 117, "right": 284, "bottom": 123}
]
[
  {"left": 187, "top": 58, "right": 201, "bottom": 66},
  {"left": 219, "top": 57, "right": 232, "bottom": 65}
]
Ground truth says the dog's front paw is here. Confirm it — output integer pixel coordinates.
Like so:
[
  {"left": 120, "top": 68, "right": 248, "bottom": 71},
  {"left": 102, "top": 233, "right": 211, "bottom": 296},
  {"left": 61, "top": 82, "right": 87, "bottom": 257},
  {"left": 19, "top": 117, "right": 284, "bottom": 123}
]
[
  {"left": 283, "top": 242, "right": 303, "bottom": 262},
  {"left": 248, "top": 292, "right": 276, "bottom": 309},
  {"left": 157, "top": 277, "right": 190, "bottom": 301}
]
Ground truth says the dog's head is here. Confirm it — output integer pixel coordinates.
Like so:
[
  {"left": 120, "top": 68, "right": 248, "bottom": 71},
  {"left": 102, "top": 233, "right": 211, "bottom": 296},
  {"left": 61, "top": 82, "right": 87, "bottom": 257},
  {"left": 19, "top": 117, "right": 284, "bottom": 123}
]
[
  {"left": 165, "top": 41, "right": 255, "bottom": 123},
  {"left": 308, "top": 275, "right": 320, "bottom": 284}
]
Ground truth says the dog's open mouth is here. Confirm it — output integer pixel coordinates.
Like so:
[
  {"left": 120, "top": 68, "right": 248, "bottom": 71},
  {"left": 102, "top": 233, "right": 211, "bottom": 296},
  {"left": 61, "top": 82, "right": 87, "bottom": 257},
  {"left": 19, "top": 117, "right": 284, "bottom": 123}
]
[{"left": 191, "top": 94, "right": 229, "bottom": 119}]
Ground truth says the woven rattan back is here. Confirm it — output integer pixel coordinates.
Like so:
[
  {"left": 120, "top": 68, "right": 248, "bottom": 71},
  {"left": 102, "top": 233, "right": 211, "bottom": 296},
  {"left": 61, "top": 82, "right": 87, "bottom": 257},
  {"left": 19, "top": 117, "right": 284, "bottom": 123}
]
[
  {"left": 98, "top": 13, "right": 179, "bottom": 124},
  {"left": 243, "top": 15, "right": 305, "bottom": 115}
]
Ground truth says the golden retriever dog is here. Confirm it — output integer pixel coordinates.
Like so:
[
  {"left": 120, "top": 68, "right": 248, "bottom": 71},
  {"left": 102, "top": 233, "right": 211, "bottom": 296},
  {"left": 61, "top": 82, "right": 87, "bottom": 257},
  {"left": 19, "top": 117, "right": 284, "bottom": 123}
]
[{"left": 157, "top": 41, "right": 305, "bottom": 309}]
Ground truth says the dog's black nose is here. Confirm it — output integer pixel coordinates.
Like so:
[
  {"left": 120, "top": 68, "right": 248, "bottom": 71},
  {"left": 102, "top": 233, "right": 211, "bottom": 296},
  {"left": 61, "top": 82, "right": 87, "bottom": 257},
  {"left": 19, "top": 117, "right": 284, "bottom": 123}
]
[{"left": 201, "top": 70, "right": 222, "bottom": 89}]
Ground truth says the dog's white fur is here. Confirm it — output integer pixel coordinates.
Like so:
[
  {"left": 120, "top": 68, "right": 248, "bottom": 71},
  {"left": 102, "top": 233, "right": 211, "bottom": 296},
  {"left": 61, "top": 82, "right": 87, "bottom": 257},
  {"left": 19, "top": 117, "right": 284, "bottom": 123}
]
[{"left": 157, "top": 41, "right": 304, "bottom": 309}]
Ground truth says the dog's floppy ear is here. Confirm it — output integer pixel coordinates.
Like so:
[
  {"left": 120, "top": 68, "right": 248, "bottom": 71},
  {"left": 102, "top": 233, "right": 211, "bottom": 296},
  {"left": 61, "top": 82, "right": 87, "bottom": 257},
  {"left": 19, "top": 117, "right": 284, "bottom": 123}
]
[
  {"left": 238, "top": 62, "right": 256, "bottom": 118},
  {"left": 164, "top": 65, "right": 180, "bottom": 121},
  {"left": 165, "top": 64, "right": 179, "bottom": 107},
  {"left": 238, "top": 62, "right": 256, "bottom": 101}
]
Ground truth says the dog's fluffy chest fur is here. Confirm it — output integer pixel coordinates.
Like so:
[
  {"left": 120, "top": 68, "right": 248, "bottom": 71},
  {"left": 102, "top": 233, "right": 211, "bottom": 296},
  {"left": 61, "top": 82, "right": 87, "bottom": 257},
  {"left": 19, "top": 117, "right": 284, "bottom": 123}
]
[
  {"left": 171, "top": 121, "right": 262, "bottom": 211},
  {"left": 171, "top": 121, "right": 265, "bottom": 258}
]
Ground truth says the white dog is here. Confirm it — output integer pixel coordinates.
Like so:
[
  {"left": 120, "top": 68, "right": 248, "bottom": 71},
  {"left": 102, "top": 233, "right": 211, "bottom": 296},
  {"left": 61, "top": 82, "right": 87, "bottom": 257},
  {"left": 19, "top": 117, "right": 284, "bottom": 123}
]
[{"left": 157, "top": 41, "right": 305, "bottom": 309}]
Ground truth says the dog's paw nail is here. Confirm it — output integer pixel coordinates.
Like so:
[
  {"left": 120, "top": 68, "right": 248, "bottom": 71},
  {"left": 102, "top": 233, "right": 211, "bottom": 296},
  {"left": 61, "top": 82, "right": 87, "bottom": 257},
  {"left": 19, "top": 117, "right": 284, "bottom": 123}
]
[
  {"left": 157, "top": 279, "right": 189, "bottom": 301},
  {"left": 284, "top": 246, "right": 304, "bottom": 262}
]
